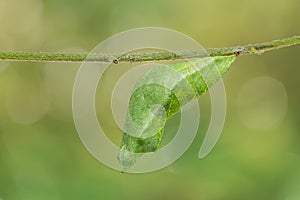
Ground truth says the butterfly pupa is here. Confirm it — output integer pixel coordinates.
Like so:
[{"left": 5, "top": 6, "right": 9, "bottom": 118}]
[{"left": 118, "top": 55, "right": 236, "bottom": 170}]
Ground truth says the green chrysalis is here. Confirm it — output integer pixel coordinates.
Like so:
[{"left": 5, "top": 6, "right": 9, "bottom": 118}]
[{"left": 118, "top": 55, "right": 236, "bottom": 170}]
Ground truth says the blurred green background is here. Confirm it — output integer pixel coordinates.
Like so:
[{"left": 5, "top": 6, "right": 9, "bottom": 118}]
[{"left": 0, "top": 0, "right": 300, "bottom": 199}]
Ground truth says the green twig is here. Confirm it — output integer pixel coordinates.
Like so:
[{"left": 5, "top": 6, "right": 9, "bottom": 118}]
[{"left": 0, "top": 35, "right": 299, "bottom": 63}]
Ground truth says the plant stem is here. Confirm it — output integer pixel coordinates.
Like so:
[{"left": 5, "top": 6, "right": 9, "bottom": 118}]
[{"left": 0, "top": 35, "right": 299, "bottom": 63}]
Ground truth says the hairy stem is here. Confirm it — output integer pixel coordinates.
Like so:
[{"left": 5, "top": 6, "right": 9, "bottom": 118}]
[{"left": 0, "top": 35, "right": 299, "bottom": 63}]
